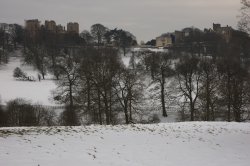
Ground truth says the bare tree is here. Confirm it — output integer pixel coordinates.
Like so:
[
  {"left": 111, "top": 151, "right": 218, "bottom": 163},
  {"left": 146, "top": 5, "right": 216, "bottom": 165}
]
[
  {"left": 218, "top": 55, "right": 250, "bottom": 122},
  {"left": 91, "top": 48, "right": 121, "bottom": 125},
  {"left": 24, "top": 45, "right": 48, "bottom": 79},
  {"left": 53, "top": 49, "right": 80, "bottom": 125},
  {"left": 177, "top": 55, "right": 201, "bottom": 121},
  {"left": 238, "top": 0, "right": 250, "bottom": 34},
  {"left": 114, "top": 68, "right": 143, "bottom": 124},
  {"left": 143, "top": 52, "right": 175, "bottom": 117},
  {"left": 199, "top": 58, "right": 219, "bottom": 121},
  {"left": 78, "top": 47, "right": 122, "bottom": 125},
  {"left": 78, "top": 48, "right": 99, "bottom": 124}
]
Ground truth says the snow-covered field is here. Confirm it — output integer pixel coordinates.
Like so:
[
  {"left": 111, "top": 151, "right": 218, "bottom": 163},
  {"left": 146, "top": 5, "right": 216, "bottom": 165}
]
[
  {"left": 0, "top": 51, "right": 57, "bottom": 105},
  {"left": 0, "top": 122, "right": 250, "bottom": 166}
]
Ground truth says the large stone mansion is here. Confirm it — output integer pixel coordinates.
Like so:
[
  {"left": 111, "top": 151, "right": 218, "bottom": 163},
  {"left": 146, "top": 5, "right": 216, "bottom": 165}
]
[{"left": 25, "top": 19, "right": 79, "bottom": 35}]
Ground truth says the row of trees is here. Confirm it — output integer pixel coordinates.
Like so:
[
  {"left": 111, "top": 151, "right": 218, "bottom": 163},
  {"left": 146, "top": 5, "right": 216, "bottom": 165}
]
[
  {"left": 2, "top": 50, "right": 249, "bottom": 126},
  {"left": 46, "top": 29, "right": 250, "bottom": 125},
  {"left": 51, "top": 47, "right": 143, "bottom": 125},
  {"left": 0, "top": 46, "right": 144, "bottom": 127},
  {"left": 22, "top": 23, "right": 137, "bottom": 80},
  {"left": 142, "top": 52, "right": 250, "bottom": 123},
  {"left": 177, "top": 55, "right": 250, "bottom": 122}
]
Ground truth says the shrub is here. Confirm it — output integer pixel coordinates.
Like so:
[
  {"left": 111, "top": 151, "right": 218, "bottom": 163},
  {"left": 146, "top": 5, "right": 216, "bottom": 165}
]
[
  {"left": 6, "top": 99, "right": 57, "bottom": 126},
  {"left": 13, "top": 67, "right": 27, "bottom": 80},
  {"left": 6, "top": 98, "right": 37, "bottom": 126},
  {"left": 35, "top": 106, "right": 57, "bottom": 126}
]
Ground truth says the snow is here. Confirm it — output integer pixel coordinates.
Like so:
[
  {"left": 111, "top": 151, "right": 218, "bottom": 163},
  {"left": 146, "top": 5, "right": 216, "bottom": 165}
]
[
  {"left": 0, "top": 51, "right": 57, "bottom": 105},
  {"left": 121, "top": 55, "right": 131, "bottom": 67},
  {"left": 133, "top": 47, "right": 169, "bottom": 53},
  {"left": 0, "top": 122, "right": 250, "bottom": 166}
]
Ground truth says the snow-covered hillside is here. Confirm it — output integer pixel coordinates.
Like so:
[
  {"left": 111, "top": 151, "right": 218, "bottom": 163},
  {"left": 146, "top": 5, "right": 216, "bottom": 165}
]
[
  {"left": 1, "top": 122, "right": 250, "bottom": 166},
  {"left": 0, "top": 51, "right": 57, "bottom": 105}
]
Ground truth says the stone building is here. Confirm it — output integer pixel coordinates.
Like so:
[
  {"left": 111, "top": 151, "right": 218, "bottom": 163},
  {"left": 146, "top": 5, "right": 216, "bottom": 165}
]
[
  {"left": 45, "top": 20, "right": 56, "bottom": 32},
  {"left": 156, "top": 33, "right": 174, "bottom": 47},
  {"left": 25, "top": 19, "right": 40, "bottom": 32},
  {"left": 67, "top": 22, "right": 79, "bottom": 34},
  {"left": 25, "top": 19, "right": 40, "bottom": 37},
  {"left": 213, "top": 23, "right": 232, "bottom": 42}
]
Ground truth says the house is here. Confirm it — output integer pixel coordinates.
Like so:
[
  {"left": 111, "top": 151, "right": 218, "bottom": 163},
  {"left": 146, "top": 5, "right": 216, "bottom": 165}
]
[{"left": 156, "top": 33, "right": 174, "bottom": 47}]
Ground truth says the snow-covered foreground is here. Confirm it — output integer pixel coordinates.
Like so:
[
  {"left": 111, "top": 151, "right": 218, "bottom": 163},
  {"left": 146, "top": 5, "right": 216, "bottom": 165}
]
[
  {"left": 0, "top": 51, "right": 57, "bottom": 105},
  {"left": 0, "top": 122, "right": 250, "bottom": 166}
]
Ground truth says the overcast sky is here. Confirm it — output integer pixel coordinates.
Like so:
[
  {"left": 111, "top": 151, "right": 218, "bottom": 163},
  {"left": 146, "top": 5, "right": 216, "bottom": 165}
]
[{"left": 0, "top": 0, "right": 241, "bottom": 41}]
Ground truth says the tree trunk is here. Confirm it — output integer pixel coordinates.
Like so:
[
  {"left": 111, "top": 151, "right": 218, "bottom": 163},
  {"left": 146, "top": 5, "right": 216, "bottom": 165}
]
[
  {"left": 129, "top": 98, "right": 132, "bottom": 122},
  {"left": 161, "top": 82, "right": 167, "bottom": 117},
  {"left": 87, "top": 79, "right": 91, "bottom": 112},
  {"left": 211, "top": 106, "right": 215, "bottom": 121},
  {"left": 123, "top": 47, "right": 126, "bottom": 56},
  {"left": 97, "top": 89, "right": 102, "bottom": 125},
  {"left": 103, "top": 94, "right": 110, "bottom": 125},
  {"left": 227, "top": 75, "right": 231, "bottom": 122},
  {"left": 124, "top": 101, "right": 129, "bottom": 124},
  {"left": 205, "top": 80, "right": 210, "bottom": 121},
  {"left": 190, "top": 101, "right": 195, "bottom": 121},
  {"left": 109, "top": 89, "right": 112, "bottom": 124},
  {"left": 69, "top": 83, "right": 73, "bottom": 111},
  {"left": 160, "top": 68, "right": 167, "bottom": 117}
]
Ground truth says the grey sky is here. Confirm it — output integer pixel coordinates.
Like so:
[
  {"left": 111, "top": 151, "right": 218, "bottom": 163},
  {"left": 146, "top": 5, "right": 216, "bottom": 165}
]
[{"left": 0, "top": 0, "right": 241, "bottom": 41}]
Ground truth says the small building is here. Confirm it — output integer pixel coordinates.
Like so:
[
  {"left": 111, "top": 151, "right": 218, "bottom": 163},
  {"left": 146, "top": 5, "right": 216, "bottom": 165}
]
[
  {"left": 67, "top": 22, "right": 79, "bottom": 34},
  {"left": 156, "top": 33, "right": 174, "bottom": 48}
]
